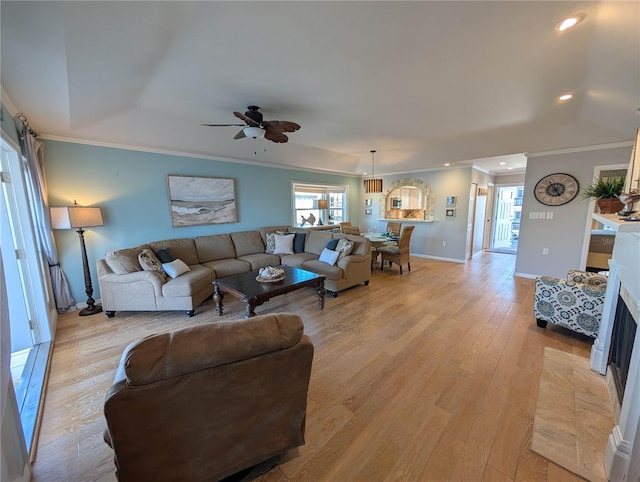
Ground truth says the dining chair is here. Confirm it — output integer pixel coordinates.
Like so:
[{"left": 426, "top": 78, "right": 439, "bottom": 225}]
[
  {"left": 386, "top": 221, "right": 402, "bottom": 237},
  {"left": 377, "top": 225, "right": 415, "bottom": 274},
  {"left": 383, "top": 221, "right": 402, "bottom": 246},
  {"left": 339, "top": 222, "right": 352, "bottom": 232},
  {"left": 341, "top": 225, "right": 361, "bottom": 235}
]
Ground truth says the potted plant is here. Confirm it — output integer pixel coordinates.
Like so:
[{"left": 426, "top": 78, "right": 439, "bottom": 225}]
[{"left": 581, "top": 175, "right": 626, "bottom": 214}]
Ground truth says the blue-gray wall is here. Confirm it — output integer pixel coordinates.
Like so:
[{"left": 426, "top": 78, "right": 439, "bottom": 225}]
[{"left": 43, "top": 140, "right": 361, "bottom": 304}]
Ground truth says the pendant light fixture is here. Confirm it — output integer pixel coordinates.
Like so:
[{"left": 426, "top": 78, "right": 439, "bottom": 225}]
[{"left": 364, "top": 150, "right": 383, "bottom": 193}]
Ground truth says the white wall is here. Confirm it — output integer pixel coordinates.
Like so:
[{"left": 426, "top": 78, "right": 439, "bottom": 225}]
[
  {"left": 515, "top": 145, "right": 632, "bottom": 278},
  {"left": 495, "top": 173, "right": 525, "bottom": 185}
]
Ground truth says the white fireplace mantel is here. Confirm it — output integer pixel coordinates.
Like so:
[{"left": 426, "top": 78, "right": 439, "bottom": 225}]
[{"left": 589, "top": 213, "right": 640, "bottom": 482}]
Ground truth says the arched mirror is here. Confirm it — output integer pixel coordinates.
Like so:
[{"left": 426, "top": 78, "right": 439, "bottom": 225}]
[{"left": 380, "top": 178, "right": 435, "bottom": 221}]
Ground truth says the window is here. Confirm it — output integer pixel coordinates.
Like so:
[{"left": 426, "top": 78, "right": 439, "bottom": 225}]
[{"left": 292, "top": 183, "right": 347, "bottom": 227}]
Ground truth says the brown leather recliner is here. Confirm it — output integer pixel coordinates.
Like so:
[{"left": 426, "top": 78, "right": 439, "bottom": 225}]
[{"left": 103, "top": 313, "right": 314, "bottom": 481}]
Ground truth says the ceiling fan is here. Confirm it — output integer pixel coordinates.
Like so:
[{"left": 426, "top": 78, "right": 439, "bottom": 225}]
[{"left": 201, "top": 106, "right": 301, "bottom": 143}]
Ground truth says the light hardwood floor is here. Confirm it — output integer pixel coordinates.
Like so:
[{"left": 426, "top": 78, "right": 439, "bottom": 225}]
[{"left": 31, "top": 253, "right": 596, "bottom": 481}]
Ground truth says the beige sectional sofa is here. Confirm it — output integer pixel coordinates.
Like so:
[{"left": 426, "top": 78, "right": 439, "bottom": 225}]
[{"left": 96, "top": 226, "right": 371, "bottom": 317}]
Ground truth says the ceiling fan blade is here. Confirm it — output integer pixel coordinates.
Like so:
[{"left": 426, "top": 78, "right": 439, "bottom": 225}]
[
  {"left": 233, "top": 129, "right": 246, "bottom": 140},
  {"left": 201, "top": 123, "right": 245, "bottom": 127},
  {"left": 263, "top": 120, "right": 301, "bottom": 133},
  {"left": 264, "top": 127, "right": 289, "bottom": 143},
  {"left": 233, "top": 111, "right": 260, "bottom": 127}
]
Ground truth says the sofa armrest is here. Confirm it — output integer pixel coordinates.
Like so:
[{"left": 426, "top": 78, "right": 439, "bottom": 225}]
[
  {"left": 98, "top": 270, "right": 166, "bottom": 297},
  {"left": 337, "top": 252, "right": 371, "bottom": 270},
  {"left": 567, "top": 270, "right": 608, "bottom": 286}
]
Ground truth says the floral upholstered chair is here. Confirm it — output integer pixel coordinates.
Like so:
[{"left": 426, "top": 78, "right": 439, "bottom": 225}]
[{"left": 534, "top": 270, "right": 608, "bottom": 338}]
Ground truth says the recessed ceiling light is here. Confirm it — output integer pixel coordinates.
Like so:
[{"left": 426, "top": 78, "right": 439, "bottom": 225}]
[
  {"left": 558, "top": 94, "right": 573, "bottom": 101},
  {"left": 499, "top": 162, "right": 507, "bottom": 165},
  {"left": 444, "top": 163, "right": 450, "bottom": 167},
  {"left": 508, "top": 167, "right": 514, "bottom": 170},
  {"left": 555, "top": 15, "right": 583, "bottom": 32}
]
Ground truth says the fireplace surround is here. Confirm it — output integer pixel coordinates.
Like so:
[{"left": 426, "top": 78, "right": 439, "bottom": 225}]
[{"left": 588, "top": 213, "right": 640, "bottom": 481}]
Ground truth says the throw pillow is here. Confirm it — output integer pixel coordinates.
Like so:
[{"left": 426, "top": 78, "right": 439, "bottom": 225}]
[
  {"left": 293, "top": 232, "right": 306, "bottom": 253},
  {"left": 138, "top": 248, "right": 167, "bottom": 278},
  {"left": 325, "top": 238, "right": 339, "bottom": 250},
  {"left": 273, "top": 233, "right": 295, "bottom": 255},
  {"left": 319, "top": 248, "right": 340, "bottom": 266},
  {"left": 155, "top": 248, "right": 175, "bottom": 264},
  {"left": 162, "top": 259, "right": 191, "bottom": 279},
  {"left": 265, "top": 232, "right": 277, "bottom": 254},
  {"left": 335, "top": 238, "right": 354, "bottom": 261}
]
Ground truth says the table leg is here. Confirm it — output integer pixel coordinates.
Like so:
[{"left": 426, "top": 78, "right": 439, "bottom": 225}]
[
  {"left": 213, "top": 283, "right": 224, "bottom": 316},
  {"left": 243, "top": 296, "right": 258, "bottom": 318},
  {"left": 317, "top": 280, "right": 326, "bottom": 310}
]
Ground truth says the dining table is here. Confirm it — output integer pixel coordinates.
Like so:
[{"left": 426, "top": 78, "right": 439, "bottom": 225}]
[{"left": 362, "top": 232, "right": 397, "bottom": 268}]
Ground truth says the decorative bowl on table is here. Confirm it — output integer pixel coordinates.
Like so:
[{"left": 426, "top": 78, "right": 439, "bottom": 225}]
[{"left": 256, "top": 266, "right": 286, "bottom": 283}]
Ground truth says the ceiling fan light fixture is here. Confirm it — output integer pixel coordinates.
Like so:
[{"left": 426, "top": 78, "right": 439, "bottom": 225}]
[
  {"left": 364, "top": 150, "right": 383, "bottom": 193},
  {"left": 243, "top": 126, "right": 265, "bottom": 138}
]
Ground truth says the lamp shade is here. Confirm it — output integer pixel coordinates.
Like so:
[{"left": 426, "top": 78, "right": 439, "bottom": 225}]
[
  {"left": 51, "top": 206, "right": 103, "bottom": 229},
  {"left": 363, "top": 179, "right": 383, "bottom": 193},
  {"left": 314, "top": 199, "right": 328, "bottom": 209},
  {"left": 364, "top": 149, "right": 383, "bottom": 193},
  {"left": 243, "top": 126, "right": 265, "bottom": 139}
]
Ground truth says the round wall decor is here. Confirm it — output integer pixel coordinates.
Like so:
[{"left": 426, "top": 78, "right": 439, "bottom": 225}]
[{"left": 534, "top": 173, "right": 580, "bottom": 206}]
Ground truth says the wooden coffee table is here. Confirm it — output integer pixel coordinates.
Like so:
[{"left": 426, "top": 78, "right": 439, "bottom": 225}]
[{"left": 213, "top": 266, "right": 326, "bottom": 319}]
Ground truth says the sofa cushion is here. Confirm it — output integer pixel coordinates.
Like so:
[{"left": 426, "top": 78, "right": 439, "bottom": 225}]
[
  {"left": 148, "top": 238, "right": 199, "bottom": 266},
  {"left": 319, "top": 248, "right": 340, "bottom": 265},
  {"left": 161, "top": 265, "right": 215, "bottom": 298},
  {"left": 230, "top": 231, "right": 265, "bottom": 257},
  {"left": 238, "top": 253, "right": 282, "bottom": 271},
  {"left": 155, "top": 248, "right": 175, "bottom": 263},
  {"left": 195, "top": 234, "right": 236, "bottom": 263},
  {"left": 258, "top": 225, "right": 292, "bottom": 245},
  {"left": 202, "top": 259, "right": 252, "bottom": 278},
  {"left": 305, "top": 231, "right": 333, "bottom": 255},
  {"left": 138, "top": 249, "right": 167, "bottom": 278},
  {"left": 279, "top": 253, "right": 318, "bottom": 268},
  {"left": 274, "top": 233, "right": 295, "bottom": 255},
  {"left": 333, "top": 233, "right": 369, "bottom": 256},
  {"left": 265, "top": 232, "right": 277, "bottom": 254},
  {"left": 162, "top": 259, "right": 191, "bottom": 279},
  {"left": 335, "top": 238, "right": 354, "bottom": 261},
  {"left": 293, "top": 232, "right": 306, "bottom": 253},
  {"left": 325, "top": 238, "right": 339, "bottom": 250},
  {"left": 105, "top": 246, "right": 148, "bottom": 274}
]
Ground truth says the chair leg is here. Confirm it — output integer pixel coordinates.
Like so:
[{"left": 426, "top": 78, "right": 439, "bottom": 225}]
[
  {"left": 536, "top": 319, "right": 547, "bottom": 328},
  {"left": 400, "top": 265, "right": 403, "bottom": 275},
  {"left": 408, "top": 262, "right": 411, "bottom": 272}
]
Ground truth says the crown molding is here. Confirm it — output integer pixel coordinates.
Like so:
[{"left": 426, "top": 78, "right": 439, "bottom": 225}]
[
  {"left": 526, "top": 140, "right": 634, "bottom": 158},
  {"left": 37, "top": 134, "right": 362, "bottom": 178}
]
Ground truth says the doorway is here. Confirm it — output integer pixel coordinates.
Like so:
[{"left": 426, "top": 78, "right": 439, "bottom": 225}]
[{"left": 489, "top": 185, "right": 523, "bottom": 254}]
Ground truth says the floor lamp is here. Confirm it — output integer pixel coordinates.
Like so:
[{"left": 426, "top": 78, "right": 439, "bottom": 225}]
[{"left": 51, "top": 202, "right": 104, "bottom": 316}]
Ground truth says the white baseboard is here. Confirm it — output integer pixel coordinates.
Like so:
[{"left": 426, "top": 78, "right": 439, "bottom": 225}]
[
  {"left": 514, "top": 272, "right": 537, "bottom": 279},
  {"left": 411, "top": 253, "right": 465, "bottom": 263}
]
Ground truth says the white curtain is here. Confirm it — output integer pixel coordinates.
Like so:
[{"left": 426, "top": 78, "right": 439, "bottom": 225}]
[{"left": 16, "top": 115, "right": 76, "bottom": 313}]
